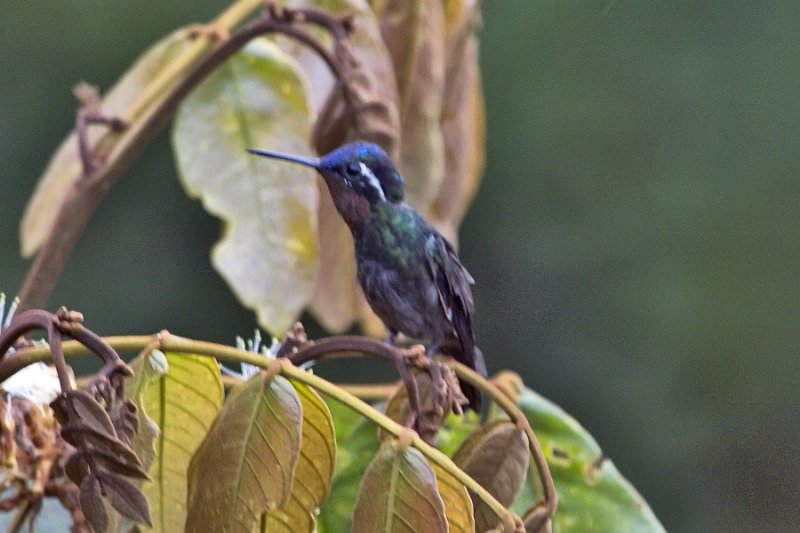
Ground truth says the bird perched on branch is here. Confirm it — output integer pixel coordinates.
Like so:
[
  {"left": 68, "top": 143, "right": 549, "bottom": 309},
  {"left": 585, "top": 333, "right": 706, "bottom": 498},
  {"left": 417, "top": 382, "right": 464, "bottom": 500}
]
[{"left": 248, "top": 142, "right": 487, "bottom": 410}]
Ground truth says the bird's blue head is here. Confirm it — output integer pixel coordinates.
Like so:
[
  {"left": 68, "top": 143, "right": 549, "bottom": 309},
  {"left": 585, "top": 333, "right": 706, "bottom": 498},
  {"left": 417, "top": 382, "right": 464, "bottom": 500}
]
[{"left": 247, "top": 141, "right": 405, "bottom": 206}]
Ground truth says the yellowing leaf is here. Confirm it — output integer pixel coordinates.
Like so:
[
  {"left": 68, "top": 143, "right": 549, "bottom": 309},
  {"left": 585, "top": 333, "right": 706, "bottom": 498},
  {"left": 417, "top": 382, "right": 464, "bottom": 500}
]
[
  {"left": 352, "top": 440, "right": 447, "bottom": 533},
  {"left": 128, "top": 351, "right": 223, "bottom": 533},
  {"left": 264, "top": 379, "right": 336, "bottom": 532},
  {"left": 20, "top": 29, "right": 192, "bottom": 257},
  {"left": 432, "top": 462, "right": 475, "bottom": 533},
  {"left": 172, "top": 38, "right": 317, "bottom": 335},
  {"left": 317, "top": 397, "right": 381, "bottom": 533},
  {"left": 453, "top": 420, "right": 530, "bottom": 532},
  {"left": 186, "top": 373, "right": 303, "bottom": 532}
]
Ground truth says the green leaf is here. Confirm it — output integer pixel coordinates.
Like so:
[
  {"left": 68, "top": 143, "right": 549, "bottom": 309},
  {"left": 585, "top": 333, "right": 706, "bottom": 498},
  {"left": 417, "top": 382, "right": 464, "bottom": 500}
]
[
  {"left": 128, "top": 350, "right": 223, "bottom": 533},
  {"left": 316, "top": 397, "right": 381, "bottom": 533},
  {"left": 453, "top": 419, "right": 530, "bottom": 532},
  {"left": 172, "top": 38, "right": 317, "bottom": 335},
  {"left": 513, "top": 386, "right": 666, "bottom": 532},
  {"left": 263, "top": 379, "right": 336, "bottom": 532},
  {"left": 20, "top": 29, "right": 192, "bottom": 257},
  {"left": 186, "top": 373, "right": 303, "bottom": 532},
  {"left": 351, "top": 439, "right": 447, "bottom": 533}
]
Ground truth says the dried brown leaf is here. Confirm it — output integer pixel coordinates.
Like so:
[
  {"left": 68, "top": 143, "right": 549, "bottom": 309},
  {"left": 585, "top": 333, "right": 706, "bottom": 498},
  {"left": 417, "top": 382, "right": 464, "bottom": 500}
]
[
  {"left": 308, "top": 187, "right": 359, "bottom": 331},
  {"left": 432, "top": 2, "right": 485, "bottom": 244},
  {"left": 80, "top": 475, "right": 109, "bottom": 533},
  {"left": 279, "top": 0, "right": 400, "bottom": 334},
  {"left": 97, "top": 471, "right": 152, "bottom": 527},
  {"left": 65, "top": 452, "right": 89, "bottom": 486},
  {"left": 352, "top": 439, "right": 447, "bottom": 533},
  {"left": 309, "top": 0, "right": 401, "bottom": 158},
  {"left": 377, "top": 0, "right": 447, "bottom": 211},
  {"left": 453, "top": 420, "right": 530, "bottom": 532}
]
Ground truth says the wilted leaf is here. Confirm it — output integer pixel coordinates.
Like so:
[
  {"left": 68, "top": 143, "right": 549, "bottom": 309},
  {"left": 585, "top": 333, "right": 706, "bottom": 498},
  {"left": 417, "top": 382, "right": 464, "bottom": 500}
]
[
  {"left": 60, "top": 389, "right": 117, "bottom": 436},
  {"left": 186, "top": 373, "right": 303, "bottom": 532},
  {"left": 98, "top": 471, "right": 152, "bottom": 527},
  {"left": 513, "top": 386, "right": 666, "bottom": 532},
  {"left": 264, "top": 379, "right": 336, "bottom": 532},
  {"left": 65, "top": 453, "right": 89, "bottom": 486},
  {"left": 59, "top": 423, "right": 140, "bottom": 465},
  {"left": 128, "top": 351, "right": 223, "bottom": 533},
  {"left": 432, "top": 461, "right": 475, "bottom": 533},
  {"left": 305, "top": 0, "right": 401, "bottom": 157},
  {"left": 352, "top": 439, "right": 447, "bottom": 533},
  {"left": 453, "top": 419, "right": 530, "bottom": 532},
  {"left": 376, "top": 0, "right": 447, "bottom": 211},
  {"left": 80, "top": 475, "right": 109, "bottom": 533},
  {"left": 432, "top": 2, "right": 485, "bottom": 244},
  {"left": 172, "top": 38, "right": 317, "bottom": 335},
  {"left": 20, "top": 29, "right": 192, "bottom": 257},
  {"left": 88, "top": 447, "right": 149, "bottom": 480},
  {"left": 109, "top": 398, "right": 139, "bottom": 446},
  {"left": 316, "top": 397, "right": 381, "bottom": 533}
]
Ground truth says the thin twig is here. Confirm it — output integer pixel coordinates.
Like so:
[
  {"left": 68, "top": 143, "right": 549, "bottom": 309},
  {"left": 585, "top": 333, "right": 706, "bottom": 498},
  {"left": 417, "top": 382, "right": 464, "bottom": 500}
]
[{"left": 288, "top": 336, "right": 424, "bottom": 432}]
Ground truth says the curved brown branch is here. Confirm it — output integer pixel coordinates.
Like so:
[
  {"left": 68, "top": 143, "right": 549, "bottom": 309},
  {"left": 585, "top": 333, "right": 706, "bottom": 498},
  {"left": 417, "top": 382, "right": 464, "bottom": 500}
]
[
  {"left": 288, "top": 336, "right": 424, "bottom": 434},
  {"left": 19, "top": 4, "right": 362, "bottom": 312}
]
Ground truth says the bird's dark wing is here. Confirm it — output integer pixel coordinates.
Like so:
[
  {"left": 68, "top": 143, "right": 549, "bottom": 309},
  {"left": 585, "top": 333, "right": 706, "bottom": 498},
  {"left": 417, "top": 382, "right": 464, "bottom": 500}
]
[{"left": 424, "top": 233, "right": 487, "bottom": 410}]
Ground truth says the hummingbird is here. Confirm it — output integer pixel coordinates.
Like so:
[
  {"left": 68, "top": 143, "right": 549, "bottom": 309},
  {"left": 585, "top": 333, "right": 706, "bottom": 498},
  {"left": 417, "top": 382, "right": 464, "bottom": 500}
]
[{"left": 248, "top": 142, "right": 487, "bottom": 410}]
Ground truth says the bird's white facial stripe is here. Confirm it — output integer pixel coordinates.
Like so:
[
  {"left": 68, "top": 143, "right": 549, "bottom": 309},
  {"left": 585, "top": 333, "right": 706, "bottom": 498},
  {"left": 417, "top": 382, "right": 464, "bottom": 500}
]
[{"left": 359, "top": 162, "right": 386, "bottom": 202}]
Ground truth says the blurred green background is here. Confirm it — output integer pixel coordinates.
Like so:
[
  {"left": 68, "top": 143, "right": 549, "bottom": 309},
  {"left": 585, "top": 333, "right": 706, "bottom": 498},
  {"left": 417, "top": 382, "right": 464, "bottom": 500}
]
[{"left": 1, "top": 1, "right": 798, "bottom": 531}]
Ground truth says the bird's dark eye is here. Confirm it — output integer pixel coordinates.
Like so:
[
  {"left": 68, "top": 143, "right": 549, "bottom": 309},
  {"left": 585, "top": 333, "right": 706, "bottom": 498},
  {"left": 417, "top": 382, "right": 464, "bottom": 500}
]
[{"left": 345, "top": 162, "right": 361, "bottom": 177}]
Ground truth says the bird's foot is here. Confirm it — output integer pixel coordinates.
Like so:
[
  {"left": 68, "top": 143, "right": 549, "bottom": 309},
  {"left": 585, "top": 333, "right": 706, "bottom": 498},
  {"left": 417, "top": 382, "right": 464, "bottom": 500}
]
[
  {"left": 384, "top": 329, "right": 398, "bottom": 346},
  {"left": 186, "top": 21, "right": 230, "bottom": 41}
]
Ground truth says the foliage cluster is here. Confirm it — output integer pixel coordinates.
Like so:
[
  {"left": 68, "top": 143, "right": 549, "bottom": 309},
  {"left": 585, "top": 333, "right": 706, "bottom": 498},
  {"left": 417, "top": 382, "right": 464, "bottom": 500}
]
[{"left": 0, "top": 1, "right": 664, "bottom": 532}]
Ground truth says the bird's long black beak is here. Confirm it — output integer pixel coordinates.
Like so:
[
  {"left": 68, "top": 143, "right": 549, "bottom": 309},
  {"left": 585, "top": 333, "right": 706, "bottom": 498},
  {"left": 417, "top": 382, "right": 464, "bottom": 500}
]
[{"left": 246, "top": 148, "right": 320, "bottom": 169}]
